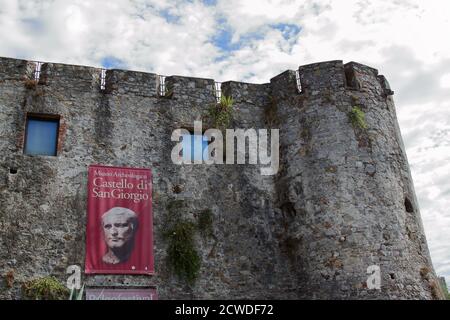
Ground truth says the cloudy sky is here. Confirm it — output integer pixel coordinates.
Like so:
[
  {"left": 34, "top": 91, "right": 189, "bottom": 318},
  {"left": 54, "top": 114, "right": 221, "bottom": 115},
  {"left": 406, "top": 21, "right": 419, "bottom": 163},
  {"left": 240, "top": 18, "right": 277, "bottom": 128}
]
[{"left": 0, "top": 0, "right": 448, "bottom": 285}]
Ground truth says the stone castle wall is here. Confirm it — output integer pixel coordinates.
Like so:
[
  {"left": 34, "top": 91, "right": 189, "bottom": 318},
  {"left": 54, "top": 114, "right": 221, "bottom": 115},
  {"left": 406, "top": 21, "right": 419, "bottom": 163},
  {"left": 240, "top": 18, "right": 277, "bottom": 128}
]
[{"left": 0, "top": 56, "right": 443, "bottom": 299}]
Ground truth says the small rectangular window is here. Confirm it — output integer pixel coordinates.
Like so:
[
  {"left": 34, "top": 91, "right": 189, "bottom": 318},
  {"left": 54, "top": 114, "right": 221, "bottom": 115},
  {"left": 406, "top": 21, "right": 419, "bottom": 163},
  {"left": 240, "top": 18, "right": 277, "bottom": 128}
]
[
  {"left": 24, "top": 115, "right": 60, "bottom": 156},
  {"left": 182, "top": 134, "right": 209, "bottom": 161}
]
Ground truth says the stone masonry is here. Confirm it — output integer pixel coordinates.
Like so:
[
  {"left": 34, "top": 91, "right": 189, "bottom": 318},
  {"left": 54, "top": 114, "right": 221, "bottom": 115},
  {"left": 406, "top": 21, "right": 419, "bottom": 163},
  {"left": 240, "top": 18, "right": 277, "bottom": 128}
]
[{"left": 0, "top": 56, "right": 444, "bottom": 299}]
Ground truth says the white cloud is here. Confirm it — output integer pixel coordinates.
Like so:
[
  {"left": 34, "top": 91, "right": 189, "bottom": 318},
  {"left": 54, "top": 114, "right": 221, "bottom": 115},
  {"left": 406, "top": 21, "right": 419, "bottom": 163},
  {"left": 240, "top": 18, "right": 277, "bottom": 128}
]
[
  {"left": 441, "top": 73, "right": 450, "bottom": 88},
  {"left": 0, "top": 0, "right": 449, "bottom": 285}
]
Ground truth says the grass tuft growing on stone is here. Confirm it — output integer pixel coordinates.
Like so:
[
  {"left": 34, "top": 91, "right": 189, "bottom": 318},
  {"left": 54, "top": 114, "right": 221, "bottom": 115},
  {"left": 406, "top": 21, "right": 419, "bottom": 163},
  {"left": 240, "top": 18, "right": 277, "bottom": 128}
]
[
  {"left": 208, "top": 95, "right": 234, "bottom": 129},
  {"left": 348, "top": 106, "right": 367, "bottom": 129}
]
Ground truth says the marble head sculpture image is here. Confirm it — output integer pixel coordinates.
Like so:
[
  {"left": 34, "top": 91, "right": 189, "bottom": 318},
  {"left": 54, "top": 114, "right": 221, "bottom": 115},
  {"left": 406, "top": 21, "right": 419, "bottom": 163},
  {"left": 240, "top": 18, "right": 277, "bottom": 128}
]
[{"left": 101, "top": 207, "right": 139, "bottom": 264}]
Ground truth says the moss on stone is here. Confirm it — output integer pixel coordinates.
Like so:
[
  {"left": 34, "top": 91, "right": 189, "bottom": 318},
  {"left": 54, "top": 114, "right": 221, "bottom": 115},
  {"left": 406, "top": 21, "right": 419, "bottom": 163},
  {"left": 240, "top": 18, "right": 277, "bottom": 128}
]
[
  {"left": 197, "top": 209, "right": 214, "bottom": 239},
  {"left": 164, "top": 200, "right": 201, "bottom": 284},
  {"left": 165, "top": 199, "right": 185, "bottom": 225},
  {"left": 164, "top": 221, "right": 201, "bottom": 284}
]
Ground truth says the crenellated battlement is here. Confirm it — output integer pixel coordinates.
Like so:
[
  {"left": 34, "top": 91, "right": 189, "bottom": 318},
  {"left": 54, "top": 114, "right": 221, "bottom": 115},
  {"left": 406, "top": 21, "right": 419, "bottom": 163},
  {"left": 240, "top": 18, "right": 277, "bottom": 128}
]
[
  {"left": 104, "top": 69, "right": 159, "bottom": 97},
  {"left": 0, "top": 56, "right": 394, "bottom": 106},
  {"left": 222, "top": 81, "right": 271, "bottom": 105},
  {"left": 164, "top": 75, "right": 216, "bottom": 103}
]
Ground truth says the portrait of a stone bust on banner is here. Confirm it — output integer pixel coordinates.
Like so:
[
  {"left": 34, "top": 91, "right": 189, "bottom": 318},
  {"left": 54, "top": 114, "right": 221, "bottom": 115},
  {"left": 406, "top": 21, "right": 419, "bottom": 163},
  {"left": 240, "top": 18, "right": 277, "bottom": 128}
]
[{"left": 101, "top": 207, "right": 139, "bottom": 264}]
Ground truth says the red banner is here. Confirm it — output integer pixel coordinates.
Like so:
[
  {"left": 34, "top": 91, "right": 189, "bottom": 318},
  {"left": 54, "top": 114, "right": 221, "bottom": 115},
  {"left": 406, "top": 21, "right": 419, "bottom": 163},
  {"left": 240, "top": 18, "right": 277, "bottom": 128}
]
[{"left": 85, "top": 165, "right": 154, "bottom": 274}]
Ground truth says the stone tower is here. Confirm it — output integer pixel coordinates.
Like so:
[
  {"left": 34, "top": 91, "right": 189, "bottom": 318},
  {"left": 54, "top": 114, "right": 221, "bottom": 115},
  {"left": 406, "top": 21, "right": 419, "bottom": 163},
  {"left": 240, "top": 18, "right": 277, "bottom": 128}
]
[
  {"left": 0, "top": 57, "right": 443, "bottom": 299},
  {"left": 271, "top": 61, "right": 441, "bottom": 299}
]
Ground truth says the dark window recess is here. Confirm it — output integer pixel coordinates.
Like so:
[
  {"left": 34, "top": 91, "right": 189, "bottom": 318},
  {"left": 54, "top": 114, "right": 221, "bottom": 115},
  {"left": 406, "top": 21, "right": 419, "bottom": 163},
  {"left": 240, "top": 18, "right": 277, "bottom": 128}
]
[
  {"left": 23, "top": 115, "right": 60, "bottom": 156},
  {"left": 345, "top": 67, "right": 360, "bottom": 89},
  {"left": 9, "top": 168, "right": 18, "bottom": 174},
  {"left": 172, "top": 185, "right": 183, "bottom": 194},
  {"left": 404, "top": 197, "right": 414, "bottom": 213}
]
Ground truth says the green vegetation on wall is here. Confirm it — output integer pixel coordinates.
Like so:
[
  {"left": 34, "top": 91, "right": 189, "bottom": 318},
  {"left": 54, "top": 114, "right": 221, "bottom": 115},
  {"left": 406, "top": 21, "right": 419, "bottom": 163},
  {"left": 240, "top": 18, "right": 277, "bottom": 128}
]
[
  {"left": 208, "top": 95, "right": 234, "bottom": 129},
  {"left": 22, "top": 276, "right": 69, "bottom": 300},
  {"left": 197, "top": 209, "right": 214, "bottom": 239},
  {"left": 69, "top": 283, "right": 85, "bottom": 300},
  {"left": 441, "top": 280, "right": 450, "bottom": 300},
  {"left": 163, "top": 200, "right": 216, "bottom": 285},
  {"left": 348, "top": 106, "right": 367, "bottom": 129},
  {"left": 165, "top": 220, "right": 201, "bottom": 284}
]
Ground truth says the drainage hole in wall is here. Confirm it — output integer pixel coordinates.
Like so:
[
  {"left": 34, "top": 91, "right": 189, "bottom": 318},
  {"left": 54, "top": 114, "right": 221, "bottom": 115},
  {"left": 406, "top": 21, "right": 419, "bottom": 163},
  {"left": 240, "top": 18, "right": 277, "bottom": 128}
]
[{"left": 404, "top": 197, "right": 414, "bottom": 213}]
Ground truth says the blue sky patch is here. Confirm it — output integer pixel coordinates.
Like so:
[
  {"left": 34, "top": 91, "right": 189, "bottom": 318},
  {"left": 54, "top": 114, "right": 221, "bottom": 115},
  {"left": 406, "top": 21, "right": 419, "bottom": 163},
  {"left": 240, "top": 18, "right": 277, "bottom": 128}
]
[
  {"left": 159, "top": 9, "right": 181, "bottom": 23},
  {"left": 21, "top": 18, "right": 45, "bottom": 33},
  {"left": 202, "top": 0, "right": 217, "bottom": 6},
  {"left": 212, "top": 20, "right": 266, "bottom": 52},
  {"left": 271, "top": 23, "right": 301, "bottom": 41},
  {"left": 101, "top": 56, "right": 127, "bottom": 69},
  {"left": 212, "top": 26, "right": 241, "bottom": 52}
]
